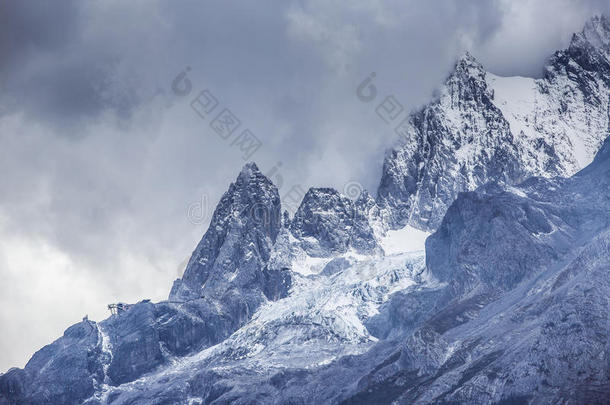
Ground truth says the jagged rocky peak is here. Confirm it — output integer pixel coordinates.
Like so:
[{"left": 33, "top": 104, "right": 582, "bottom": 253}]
[
  {"left": 3, "top": 16, "right": 610, "bottom": 405},
  {"left": 439, "top": 52, "right": 494, "bottom": 114},
  {"left": 354, "top": 189, "right": 377, "bottom": 216},
  {"left": 289, "top": 187, "right": 378, "bottom": 256},
  {"left": 455, "top": 50, "right": 483, "bottom": 69},
  {"left": 547, "top": 14, "right": 610, "bottom": 83},
  {"left": 377, "top": 50, "right": 521, "bottom": 231},
  {"left": 378, "top": 17, "right": 610, "bottom": 233},
  {"left": 170, "top": 161, "right": 281, "bottom": 301},
  {"left": 449, "top": 51, "right": 487, "bottom": 90},
  {"left": 573, "top": 14, "right": 610, "bottom": 54}
]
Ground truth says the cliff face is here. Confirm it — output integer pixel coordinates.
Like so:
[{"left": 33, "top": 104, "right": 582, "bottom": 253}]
[
  {"left": 342, "top": 136, "right": 610, "bottom": 405},
  {"left": 289, "top": 187, "right": 379, "bottom": 257},
  {"left": 170, "top": 162, "right": 281, "bottom": 303}
]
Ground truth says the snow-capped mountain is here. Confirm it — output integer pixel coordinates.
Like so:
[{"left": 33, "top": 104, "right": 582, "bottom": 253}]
[
  {"left": 340, "top": 135, "right": 610, "bottom": 404},
  {"left": 378, "top": 15, "right": 610, "bottom": 230},
  {"left": 2, "top": 16, "right": 610, "bottom": 405},
  {"left": 170, "top": 162, "right": 283, "bottom": 304}
]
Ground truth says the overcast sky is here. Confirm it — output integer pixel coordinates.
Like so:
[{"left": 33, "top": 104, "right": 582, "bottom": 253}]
[{"left": 2, "top": 0, "right": 610, "bottom": 372}]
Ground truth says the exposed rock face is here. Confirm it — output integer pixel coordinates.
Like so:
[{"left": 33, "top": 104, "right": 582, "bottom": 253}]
[
  {"left": 81, "top": 136, "right": 608, "bottom": 405},
  {"left": 341, "top": 136, "right": 610, "bottom": 405},
  {"left": 104, "top": 302, "right": 164, "bottom": 385},
  {"left": 378, "top": 16, "right": 610, "bottom": 231},
  {"left": 290, "top": 188, "right": 378, "bottom": 256},
  {"left": 0, "top": 164, "right": 287, "bottom": 405},
  {"left": 425, "top": 180, "right": 572, "bottom": 292},
  {"left": 170, "top": 162, "right": 282, "bottom": 302},
  {"left": 0, "top": 320, "right": 103, "bottom": 405},
  {"left": 427, "top": 135, "right": 610, "bottom": 294},
  {"left": 378, "top": 53, "right": 524, "bottom": 231}
]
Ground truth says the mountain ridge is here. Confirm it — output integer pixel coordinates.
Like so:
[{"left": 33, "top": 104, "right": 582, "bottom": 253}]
[
  {"left": 378, "top": 15, "right": 610, "bottom": 230},
  {"left": 2, "top": 15, "right": 610, "bottom": 405}
]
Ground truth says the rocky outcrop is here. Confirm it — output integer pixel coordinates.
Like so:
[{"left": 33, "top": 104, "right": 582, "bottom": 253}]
[
  {"left": 290, "top": 188, "right": 378, "bottom": 256},
  {"left": 377, "top": 53, "right": 524, "bottom": 231},
  {"left": 170, "top": 162, "right": 282, "bottom": 302},
  {"left": 0, "top": 320, "right": 103, "bottom": 405},
  {"left": 427, "top": 135, "right": 610, "bottom": 294}
]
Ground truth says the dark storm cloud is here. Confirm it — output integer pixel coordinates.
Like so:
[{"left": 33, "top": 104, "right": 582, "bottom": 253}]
[
  {"left": 0, "top": 2, "right": 94, "bottom": 123},
  {"left": 0, "top": 1, "right": 79, "bottom": 65},
  {"left": 0, "top": 1, "right": 152, "bottom": 130}
]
